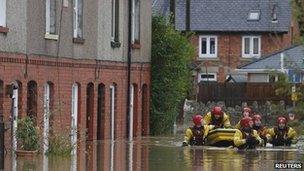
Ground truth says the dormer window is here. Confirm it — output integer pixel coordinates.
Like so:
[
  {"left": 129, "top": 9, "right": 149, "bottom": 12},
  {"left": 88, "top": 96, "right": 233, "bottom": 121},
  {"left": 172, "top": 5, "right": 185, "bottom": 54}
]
[{"left": 248, "top": 10, "right": 260, "bottom": 21}]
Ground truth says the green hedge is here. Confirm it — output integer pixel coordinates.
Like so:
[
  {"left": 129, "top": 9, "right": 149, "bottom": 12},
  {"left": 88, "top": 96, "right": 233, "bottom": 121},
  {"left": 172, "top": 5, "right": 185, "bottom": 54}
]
[{"left": 150, "top": 16, "right": 195, "bottom": 135}]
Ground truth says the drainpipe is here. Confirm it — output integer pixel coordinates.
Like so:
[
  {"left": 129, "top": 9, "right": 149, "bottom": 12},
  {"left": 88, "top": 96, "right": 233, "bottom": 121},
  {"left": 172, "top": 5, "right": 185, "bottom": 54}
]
[
  {"left": 185, "top": 0, "right": 190, "bottom": 31},
  {"left": 127, "top": 0, "right": 132, "bottom": 140}
]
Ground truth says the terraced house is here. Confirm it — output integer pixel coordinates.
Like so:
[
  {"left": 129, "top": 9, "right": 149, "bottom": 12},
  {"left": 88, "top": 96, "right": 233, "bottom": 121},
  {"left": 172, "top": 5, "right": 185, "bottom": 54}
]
[
  {"left": 0, "top": 0, "right": 151, "bottom": 151},
  {"left": 154, "top": 0, "right": 300, "bottom": 83}
]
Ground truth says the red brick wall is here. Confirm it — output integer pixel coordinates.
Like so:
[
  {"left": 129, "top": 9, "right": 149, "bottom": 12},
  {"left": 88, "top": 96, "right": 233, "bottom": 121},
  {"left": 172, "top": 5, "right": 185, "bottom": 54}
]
[
  {"left": 0, "top": 52, "right": 151, "bottom": 149},
  {"left": 192, "top": 32, "right": 294, "bottom": 82}
]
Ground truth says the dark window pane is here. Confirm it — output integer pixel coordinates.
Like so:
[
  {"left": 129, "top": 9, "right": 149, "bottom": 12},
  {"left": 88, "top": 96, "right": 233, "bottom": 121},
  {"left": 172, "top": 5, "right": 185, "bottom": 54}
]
[{"left": 201, "top": 38, "right": 207, "bottom": 54}]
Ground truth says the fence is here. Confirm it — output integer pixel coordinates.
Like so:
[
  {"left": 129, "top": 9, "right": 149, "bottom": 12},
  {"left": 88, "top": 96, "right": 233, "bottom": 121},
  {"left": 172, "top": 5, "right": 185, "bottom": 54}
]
[{"left": 198, "top": 82, "right": 291, "bottom": 107}]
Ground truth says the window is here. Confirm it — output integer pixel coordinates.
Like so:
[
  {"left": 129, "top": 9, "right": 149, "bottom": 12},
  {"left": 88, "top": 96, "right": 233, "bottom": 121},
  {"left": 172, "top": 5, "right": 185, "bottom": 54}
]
[
  {"left": 0, "top": 0, "right": 6, "bottom": 27},
  {"left": 131, "top": 0, "right": 140, "bottom": 43},
  {"left": 73, "top": 0, "right": 83, "bottom": 38},
  {"left": 198, "top": 73, "right": 217, "bottom": 82},
  {"left": 242, "top": 36, "right": 261, "bottom": 58},
  {"left": 111, "top": 0, "right": 120, "bottom": 48},
  {"left": 248, "top": 10, "right": 260, "bottom": 21},
  {"left": 268, "top": 75, "right": 278, "bottom": 83},
  {"left": 46, "top": 0, "right": 56, "bottom": 34},
  {"left": 199, "top": 36, "right": 217, "bottom": 58}
]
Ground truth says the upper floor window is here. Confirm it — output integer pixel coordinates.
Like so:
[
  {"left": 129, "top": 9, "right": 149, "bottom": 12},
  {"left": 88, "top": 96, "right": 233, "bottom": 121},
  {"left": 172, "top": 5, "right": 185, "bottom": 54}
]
[
  {"left": 111, "top": 0, "right": 120, "bottom": 46},
  {"left": 131, "top": 0, "right": 140, "bottom": 44},
  {"left": 242, "top": 36, "right": 261, "bottom": 58},
  {"left": 0, "top": 0, "right": 6, "bottom": 27},
  {"left": 46, "top": 0, "right": 56, "bottom": 34},
  {"left": 73, "top": 0, "right": 83, "bottom": 38},
  {"left": 199, "top": 36, "right": 217, "bottom": 58}
]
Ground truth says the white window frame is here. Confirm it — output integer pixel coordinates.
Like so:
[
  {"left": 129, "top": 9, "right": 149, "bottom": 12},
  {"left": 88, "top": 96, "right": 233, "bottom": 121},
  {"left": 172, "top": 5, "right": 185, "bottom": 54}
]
[
  {"left": 110, "top": 85, "right": 115, "bottom": 141},
  {"left": 198, "top": 73, "right": 217, "bottom": 82},
  {"left": 45, "top": 0, "right": 58, "bottom": 40},
  {"left": 199, "top": 35, "right": 218, "bottom": 58},
  {"left": 131, "top": 0, "right": 140, "bottom": 43},
  {"left": 111, "top": 0, "right": 116, "bottom": 41},
  {"left": 242, "top": 36, "right": 261, "bottom": 58},
  {"left": 73, "top": 0, "right": 83, "bottom": 38},
  {"left": 0, "top": 0, "right": 6, "bottom": 27}
]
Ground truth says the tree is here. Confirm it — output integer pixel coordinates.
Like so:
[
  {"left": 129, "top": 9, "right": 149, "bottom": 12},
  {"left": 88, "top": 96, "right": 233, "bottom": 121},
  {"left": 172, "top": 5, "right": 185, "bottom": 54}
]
[{"left": 151, "top": 16, "right": 195, "bottom": 135}]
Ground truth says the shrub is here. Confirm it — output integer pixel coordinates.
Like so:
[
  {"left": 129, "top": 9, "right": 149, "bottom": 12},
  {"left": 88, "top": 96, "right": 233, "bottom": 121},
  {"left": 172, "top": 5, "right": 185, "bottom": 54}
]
[{"left": 16, "top": 116, "right": 39, "bottom": 151}]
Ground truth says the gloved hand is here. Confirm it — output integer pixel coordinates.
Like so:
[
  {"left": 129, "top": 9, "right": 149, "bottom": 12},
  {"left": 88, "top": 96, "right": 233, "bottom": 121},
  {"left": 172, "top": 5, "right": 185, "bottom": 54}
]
[
  {"left": 182, "top": 141, "right": 189, "bottom": 147},
  {"left": 246, "top": 136, "right": 259, "bottom": 145},
  {"left": 284, "top": 138, "right": 292, "bottom": 146}
]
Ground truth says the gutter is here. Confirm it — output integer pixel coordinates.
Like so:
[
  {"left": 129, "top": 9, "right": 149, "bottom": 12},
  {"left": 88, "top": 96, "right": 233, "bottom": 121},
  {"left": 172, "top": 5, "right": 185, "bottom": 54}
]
[
  {"left": 235, "top": 68, "right": 284, "bottom": 73},
  {"left": 127, "top": 0, "right": 132, "bottom": 139}
]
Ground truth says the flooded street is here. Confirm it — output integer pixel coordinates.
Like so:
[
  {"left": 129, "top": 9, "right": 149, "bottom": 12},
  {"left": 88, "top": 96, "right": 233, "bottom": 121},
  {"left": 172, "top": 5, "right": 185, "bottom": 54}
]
[{"left": 5, "top": 136, "right": 304, "bottom": 171}]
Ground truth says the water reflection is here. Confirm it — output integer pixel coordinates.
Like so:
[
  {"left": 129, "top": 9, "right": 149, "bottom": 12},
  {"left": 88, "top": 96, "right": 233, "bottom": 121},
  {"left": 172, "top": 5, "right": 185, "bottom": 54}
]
[{"left": 4, "top": 137, "right": 304, "bottom": 171}]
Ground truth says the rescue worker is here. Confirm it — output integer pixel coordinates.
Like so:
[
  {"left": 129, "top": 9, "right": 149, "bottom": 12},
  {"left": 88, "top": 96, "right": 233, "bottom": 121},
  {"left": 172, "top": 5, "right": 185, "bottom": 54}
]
[
  {"left": 235, "top": 107, "right": 252, "bottom": 129},
  {"left": 252, "top": 114, "right": 268, "bottom": 146},
  {"left": 234, "top": 117, "right": 263, "bottom": 149},
  {"left": 203, "top": 106, "right": 231, "bottom": 129},
  {"left": 182, "top": 114, "right": 210, "bottom": 146},
  {"left": 266, "top": 116, "right": 297, "bottom": 146}
]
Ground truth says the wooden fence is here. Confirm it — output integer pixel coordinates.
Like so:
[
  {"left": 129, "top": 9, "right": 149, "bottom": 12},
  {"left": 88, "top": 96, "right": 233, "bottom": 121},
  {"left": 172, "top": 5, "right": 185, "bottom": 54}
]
[{"left": 198, "top": 82, "right": 291, "bottom": 107}]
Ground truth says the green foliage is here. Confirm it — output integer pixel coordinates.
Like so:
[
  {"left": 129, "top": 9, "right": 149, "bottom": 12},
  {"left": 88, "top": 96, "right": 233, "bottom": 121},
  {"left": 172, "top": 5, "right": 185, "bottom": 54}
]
[
  {"left": 16, "top": 116, "right": 39, "bottom": 151},
  {"left": 46, "top": 133, "right": 74, "bottom": 157},
  {"left": 151, "top": 15, "right": 195, "bottom": 135},
  {"left": 293, "top": 0, "right": 304, "bottom": 42}
]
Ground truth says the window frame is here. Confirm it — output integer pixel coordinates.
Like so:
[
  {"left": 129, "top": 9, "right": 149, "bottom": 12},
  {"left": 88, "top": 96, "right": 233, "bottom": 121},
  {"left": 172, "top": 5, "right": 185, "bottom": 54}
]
[
  {"left": 45, "top": 0, "right": 56, "bottom": 35},
  {"left": 131, "top": 0, "right": 140, "bottom": 44},
  {"left": 198, "top": 73, "right": 217, "bottom": 82},
  {"left": 199, "top": 35, "right": 218, "bottom": 58},
  {"left": 242, "top": 36, "right": 261, "bottom": 58},
  {"left": 73, "top": 0, "right": 83, "bottom": 39},
  {"left": 0, "top": 0, "right": 6, "bottom": 27}
]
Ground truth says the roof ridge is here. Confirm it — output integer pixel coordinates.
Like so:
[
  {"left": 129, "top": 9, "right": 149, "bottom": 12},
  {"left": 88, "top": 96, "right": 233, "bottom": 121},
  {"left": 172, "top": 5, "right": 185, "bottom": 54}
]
[{"left": 237, "top": 44, "right": 301, "bottom": 69}]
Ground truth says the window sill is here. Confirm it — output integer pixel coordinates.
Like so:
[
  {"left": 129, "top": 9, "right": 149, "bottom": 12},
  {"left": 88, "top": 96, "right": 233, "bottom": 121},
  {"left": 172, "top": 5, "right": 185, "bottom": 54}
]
[
  {"left": 44, "top": 33, "right": 59, "bottom": 40},
  {"left": 73, "top": 38, "right": 85, "bottom": 44},
  {"left": 0, "top": 26, "right": 9, "bottom": 34},
  {"left": 111, "top": 41, "right": 121, "bottom": 48},
  {"left": 198, "top": 57, "right": 219, "bottom": 60},
  {"left": 131, "top": 43, "right": 141, "bottom": 49}
]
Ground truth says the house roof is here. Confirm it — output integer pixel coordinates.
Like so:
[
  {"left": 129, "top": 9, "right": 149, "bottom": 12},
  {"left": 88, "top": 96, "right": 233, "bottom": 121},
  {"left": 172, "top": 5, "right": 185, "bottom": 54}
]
[
  {"left": 238, "top": 45, "right": 304, "bottom": 70},
  {"left": 175, "top": 0, "right": 291, "bottom": 32},
  {"left": 152, "top": 0, "right": 171, "bottom": 16}
]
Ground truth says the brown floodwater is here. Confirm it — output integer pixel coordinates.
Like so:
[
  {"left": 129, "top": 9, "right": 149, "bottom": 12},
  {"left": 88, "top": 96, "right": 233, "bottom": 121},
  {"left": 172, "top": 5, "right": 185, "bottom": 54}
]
[{"left": 4, "top": 136, "right": 304, "bottom": 171}]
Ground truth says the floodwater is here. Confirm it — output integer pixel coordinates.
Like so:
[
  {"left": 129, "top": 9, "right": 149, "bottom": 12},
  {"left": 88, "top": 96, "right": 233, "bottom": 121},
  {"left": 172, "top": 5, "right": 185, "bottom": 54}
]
[{"left": 4, "top": 136, "right": 304, "bottom": 171}]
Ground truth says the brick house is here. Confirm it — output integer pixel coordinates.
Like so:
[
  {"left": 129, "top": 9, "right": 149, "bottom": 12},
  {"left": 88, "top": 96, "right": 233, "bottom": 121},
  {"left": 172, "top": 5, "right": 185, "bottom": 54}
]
[
  {"left": 0, "top": 0, "right": 151, "bottom": 152},
  {"left": 154, "top": 0, "right": 300, "bottom": 83}
]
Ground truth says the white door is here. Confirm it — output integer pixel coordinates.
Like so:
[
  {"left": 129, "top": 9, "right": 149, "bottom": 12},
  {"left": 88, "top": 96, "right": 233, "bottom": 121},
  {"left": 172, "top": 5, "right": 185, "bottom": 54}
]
[
  {"left": 129, "top": 85, "right": 134, "bottom": 141},
  {"left": 71, "top": 83, "right": 78, "bottom": 156},
  {"left": 12, "top": 88, "right": 18, "bottom": 152},
  {"left": 43, "top": 83, "right": 50, "bottom": 154}
]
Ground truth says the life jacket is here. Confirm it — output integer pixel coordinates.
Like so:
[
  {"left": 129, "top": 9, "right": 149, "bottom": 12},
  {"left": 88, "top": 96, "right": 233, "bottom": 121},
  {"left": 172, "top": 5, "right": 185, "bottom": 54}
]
[
  {"left": 238, "top": 128, "right": 257, "bottom": 149},
  {"left": 253, "top": 125, "right": 267, "bottom": 137},
  {"left": 189, "top": 126, "right": 205, "bottom": 146},
  {"left": 210, "top": 114, "right": 224, "bottom": 128},
  {"left": 274, "top": 126, "right": 290, "bottom": 140}
]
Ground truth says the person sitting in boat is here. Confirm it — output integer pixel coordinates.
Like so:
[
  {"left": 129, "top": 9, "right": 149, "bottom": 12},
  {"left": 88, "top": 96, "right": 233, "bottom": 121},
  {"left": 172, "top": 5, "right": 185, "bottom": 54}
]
[
  {"left": 234, "top": 117, "right": 263, "bottom": 149},
  {"left": 203, "top": 106, "right": 231, "bottom": 129},
  {"left": 182, "top": 114, "right": 210, "bottom": 146},
  {"left": 235, "top": 107, "right": 252, "bottom": 129},
  {"left": 266, "top": 116, "right": 297, "bottom": 146},
  {"left": 252, "top": 114, "right": 268, "bottom": 146}
]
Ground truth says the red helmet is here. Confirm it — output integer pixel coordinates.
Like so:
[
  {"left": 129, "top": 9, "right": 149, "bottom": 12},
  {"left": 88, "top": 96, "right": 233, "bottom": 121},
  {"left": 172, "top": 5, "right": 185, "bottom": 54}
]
[
  {"left": 243, "top": 107, "right": 252, "bottom": 114},
  {"left": 192, "top": 115, "right": 203, "bottom": 125},
  {"left": 212, "top": 106, "right": 223, "bottom": 116},
  {"left": 277, "top": 117, "right": 287, "bottom": 124},
  {"left": 240, "top": 117, "right": 253, "bottom": 128},
  {"left": 252, "top": 114, "right": 262, "bottom": 122}
]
